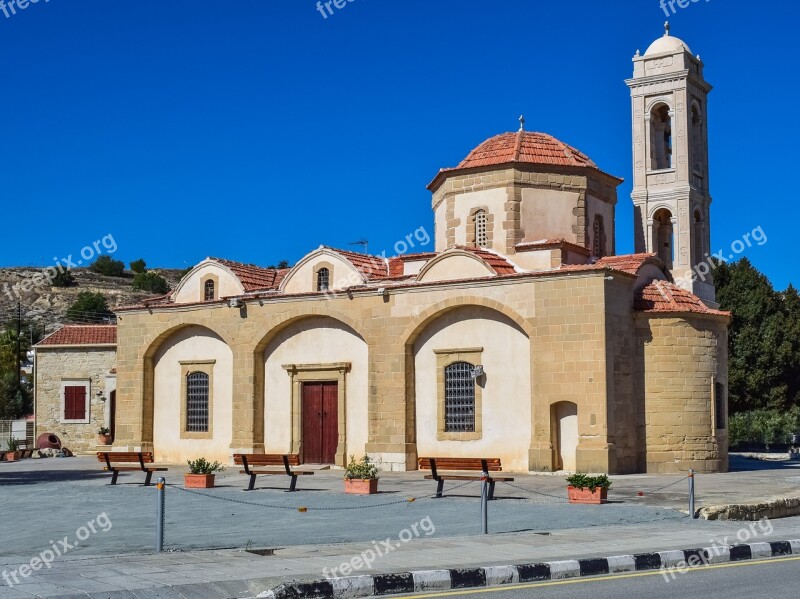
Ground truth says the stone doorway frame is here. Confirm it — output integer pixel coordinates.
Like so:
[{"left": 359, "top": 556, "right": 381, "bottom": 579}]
[{"left": 282, "top": 362, "right": 350, "bottom": 467}]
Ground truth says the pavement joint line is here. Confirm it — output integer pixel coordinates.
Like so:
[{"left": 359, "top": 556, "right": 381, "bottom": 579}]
[{"left": 253, "top": 539, "right": 800, "bottom": 598}]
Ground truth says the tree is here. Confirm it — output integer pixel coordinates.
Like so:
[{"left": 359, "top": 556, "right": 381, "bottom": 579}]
[
  {"left": 0, "top": 318, "right": 37, "bottom": 418},
  {"left": 66, "top": 292, "right": 113, "bottom": 323},
  {"left": 132, "top": 272, "right": 170, "bottom": 294},
  {"left": 89, "top": 255, "right": 126, "bottom": 277},
  {"left": 277, "top": 260, "right": 290, "bottom": 269},
  {"left": 130, "top": 259, "right": 147, "bottom": 274},
  {"left": 51, "top": 269, "right": 76, "bottom": 288}
]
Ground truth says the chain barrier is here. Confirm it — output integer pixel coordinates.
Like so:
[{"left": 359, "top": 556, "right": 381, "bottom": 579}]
[
  {"left": 168, "top": 479, "right": 480, "bottom": 512},
  {"left": 497, "top": 480, "right": 569, "bottom": 502},
  {"left": 608, "top": 473, "right": 690, "bottom": 500}
]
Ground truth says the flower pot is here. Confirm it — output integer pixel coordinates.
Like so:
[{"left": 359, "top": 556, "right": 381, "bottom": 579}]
[
  {"left": 5, "top": 451, "right": 18, "bottom": 462},
  {"left": 344, "top": 478, "right": 378, "bottom": 495},
  {"left": 567, "top": 485, "right": 608, "bottom": 504},
  {"left": 97, "top": 434, "right": 112, "bottom": 445},
  {"left": 185, "top": 474, "right": 215, "bottom": 488}
]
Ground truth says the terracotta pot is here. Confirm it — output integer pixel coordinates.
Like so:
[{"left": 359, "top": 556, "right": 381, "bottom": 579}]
[
  {"left": 5, "top": 451, "right": 18, "bottom": 462},
  {"left": 344, "top": 478, "right": 378, "bottom": 495},
  {"left": 185, "top": 474, "right": 215, "bottom": 488},
  {"left": 97, "top": 434, "right": 112, "bottom": 445},
  {"left": 567, "top": 485, "right": 608, "bottom": 505}
]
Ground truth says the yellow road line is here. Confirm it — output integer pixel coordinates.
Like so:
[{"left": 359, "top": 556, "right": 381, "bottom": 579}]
[{"left": 396, "top": 555, "right": 800, "bottom": 598}]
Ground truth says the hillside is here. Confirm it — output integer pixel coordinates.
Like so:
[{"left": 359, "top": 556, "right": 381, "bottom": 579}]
[{"left": 0, "top": 267, "right": 184, "bottom": 332}]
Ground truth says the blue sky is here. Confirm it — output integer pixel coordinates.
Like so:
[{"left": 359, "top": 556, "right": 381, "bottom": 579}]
[{"left": 1, "top": 0, "right": 797, "bottom": 289}]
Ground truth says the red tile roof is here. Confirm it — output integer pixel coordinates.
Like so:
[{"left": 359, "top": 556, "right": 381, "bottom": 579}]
[
  {"left": 457, "top": 246, "right": 518, "bottom": 275},
  {"left": 634, "top": 280, "right": 730, "bottom": 316},
  {"left": 323, "top": 247, "right": 389, "bottom": 281},
  {"left": 455, "top": 131, "right": 598, "bottom": 171},
  {"left": 594, "top": 253, "right": 664, "bottom": 276},
  {"left": 37, "top": 325, "right": 117, "bottom": 347},
  {"left": 211, "top": 258, "right": 289, "bottom": 292}
]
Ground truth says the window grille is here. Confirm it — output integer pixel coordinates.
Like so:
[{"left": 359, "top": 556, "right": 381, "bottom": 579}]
[
  {"left": 204, "top": 280, "right": 215, "bottom": 301},
  {"left": 186, "top": 372, "right": 209, "bottom": 432},
  {"left": 444, "top": 361, "right": 476, "bottom": 432},
  {"left": 593, "top": 215, "right": 605, "bottom": 257},
  {"left": 475, "top": 211, "right": 488, "bottom": 248},
  {"left": 317, "top": 268, "right": 330, "bottom": 292}
]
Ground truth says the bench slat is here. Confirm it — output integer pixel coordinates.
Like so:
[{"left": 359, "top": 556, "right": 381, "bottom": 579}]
[
  {"left": 418, "top": 457, "right": 503, "bottom": 472},
  {"left": 233, "top": 454, "right": 301, "bottom": 467},
  {"left": 97, "top": 452, "right": 155, "bottom": 463}
]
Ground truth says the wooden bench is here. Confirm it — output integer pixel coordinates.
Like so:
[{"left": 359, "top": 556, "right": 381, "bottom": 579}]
[
  {"left": 97, "top": 452, "right": 168, "bottom": 486},
  {"left": 16, "top": 441, "right": 35, "bottom": 459},
  {"left": 418, "top": 457, "right": 514, "bottom": 500},
  {"left": 233, "top": 454, "right": 314, "bottom": 491}
]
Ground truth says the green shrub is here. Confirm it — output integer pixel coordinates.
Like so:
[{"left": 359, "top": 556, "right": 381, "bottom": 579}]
[
  {"left": 66, "top": 292, "right": 113, "bottom": 322},
  {"left": 728, "top": 408, "right": 800, "bottom": 447},
  {"left": 89, "top": 255, "right": 126, "bottom": 277},
  {"left": 130, "top": 259, "right": 147, "bottom": 274},
  {"left": 344, "top": 455, "right": 379, "bottom": 480},
  {"left": 566, "top": 473, "right": 612, "bottom": 491},
  {"left": 51, "top": 269, "right": 75, "bottom": 288},
  {"left": 132, "top": 272, "right": 170, "bottom": 294},
  {"left": 187, "top": 458, "right": 224, "bottom": 475}
]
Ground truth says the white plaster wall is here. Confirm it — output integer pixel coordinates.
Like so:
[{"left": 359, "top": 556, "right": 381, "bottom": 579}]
[
  {"left": 413, "top": 307, "right": 531, "bottom": 472},
  {"left": 263, "top": 317, "right": 369, "bottom": 459},
  {"left": 173, "top": 263, "right": 244, "bottom": 303},
  {"left": 402, "top": 259, "right": 429, "bottom": 276},
  {"left": 520, "top": 188, "right": 580, "bottom": 242},
  {"left": 153, "top": 326, "right": 233, "bottom": 463},
  {"left": 434, "top": 201, "right": 447, "bottom": 252},
  {"left": 418, "top": 254, "right": 493, "bottom": 283},
  {"left": 452, "top": 188, "right": 507, "bottom": 248},
  {"left": 282, "top": 254, "right": 365, "bottom": 294},
  {"left": 511, "top": 249, "right": 555, "bottom": 271}
]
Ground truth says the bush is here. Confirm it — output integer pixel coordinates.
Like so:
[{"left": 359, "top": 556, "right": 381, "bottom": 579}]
[
  {"left": 728, "top": 408, "right": 800, "bottom": 448},
  {"left": 89, "top": 255, "right": 126, "bottom": 277},
  {"left": 132, "top": 272, "right": 170, "bottom": 294},
  {"left": 130, "top": 259, "right": 147, "bottom": 274},
  {"left": 566, "top": 473, "right": 612, "bottom": 491},
  {"left": 51, "top": 269, "right": 75, "bottom": 288},
  {"left": 66, "top": 292, "right": 113, "bottom": 322},
  {"left": 344, "top": 455, "right": 380, "bottom": 480}
]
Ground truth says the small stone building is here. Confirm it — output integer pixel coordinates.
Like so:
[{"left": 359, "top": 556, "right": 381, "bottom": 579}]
[{"left": 34, "top": 325, "right": 117, "bottom": 454}]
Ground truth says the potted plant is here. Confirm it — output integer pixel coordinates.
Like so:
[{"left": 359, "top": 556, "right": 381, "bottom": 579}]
[
  {"left": 5, "top": 439, "right": 19, "bottom": 462},
  {"left": 97, "top": 427, "right": 112, "bottom": 445},
  {"left": 566, "top": 473, "right": 611, "bottom": 504},
  {"left": 185, "top": 458, "right": 225, "bottom": 488},
  {"left": 344, "top": 454, "right": 379, "bottom": 495}
]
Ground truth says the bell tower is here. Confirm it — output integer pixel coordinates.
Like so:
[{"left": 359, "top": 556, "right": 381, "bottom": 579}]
[{"left": 626, "top": 23, "right": 714, "bottom": 303}]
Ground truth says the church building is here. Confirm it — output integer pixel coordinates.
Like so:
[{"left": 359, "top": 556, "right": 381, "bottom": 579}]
[{"left": 111, "top": 26, "right": 729, "bottom": 474}]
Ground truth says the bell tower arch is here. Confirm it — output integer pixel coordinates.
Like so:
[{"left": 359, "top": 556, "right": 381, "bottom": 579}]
[{"left": 626, "top": 23, "right": 714, "bottom": 304}]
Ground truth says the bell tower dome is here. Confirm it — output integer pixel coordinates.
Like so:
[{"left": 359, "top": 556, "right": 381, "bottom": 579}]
[{"left": 626, "top": 23, "right": 714, "bottom": 303}]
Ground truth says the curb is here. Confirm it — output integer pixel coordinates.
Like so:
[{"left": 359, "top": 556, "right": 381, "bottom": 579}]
[{"left": 256, "top": 539, "right": 800, "bottom": 598}]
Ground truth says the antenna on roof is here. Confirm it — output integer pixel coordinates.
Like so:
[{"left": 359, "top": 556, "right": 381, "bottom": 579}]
[
  {"left": 349, "top": 239, "right": 369, "bottom": 254},
  {"left": 518, "top": 115, "right": 525, "bottom": 132},
  {"left": 664, "top": 21, "right": 670, "bottom": 36}
]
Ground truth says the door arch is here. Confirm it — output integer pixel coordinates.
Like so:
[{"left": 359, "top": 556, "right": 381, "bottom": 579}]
[{"left": 552, "top": 402, "right": 578, "bottom": 472}]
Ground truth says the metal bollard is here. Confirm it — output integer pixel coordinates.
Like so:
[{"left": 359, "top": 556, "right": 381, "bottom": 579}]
[
  {"left": 688, "top": 469, "right": 695, "bottom": 520},
  {"left": 156, "top": 477, "right": 165, "bottom": 552},
  {"left": 480, "top": 471, "right": 488, "bottom": 535}
]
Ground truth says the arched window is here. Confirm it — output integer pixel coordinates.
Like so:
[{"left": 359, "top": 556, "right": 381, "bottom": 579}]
[
  {"left": 592, "top": 215, "right": 606, "bottom": 258},
  {"left": 203, "top": 280, "right": 215, "bottom": 302},
  {"left": 693, "top": 209, "right": 705, "bottom": 266},
  {"left": 691, "top": 103, "right": 704, "bottom": 174},
  {"left": 317, "top": 267, "right": 330, "bottom": 292},
  {"left": 653, "top": 208, "right": 674, "bottom": 268},
  {"left": 650, "top": 104, "right": 673, "bottom": 170},
  {"left": 186, "top": 372, "right": 209, "bottom": 433},
  {"left": 474, "top": 210, "right": 488, "bottom": 248},
  {"left": 444, "top": 361, "right": 475, "bottom": 432}
]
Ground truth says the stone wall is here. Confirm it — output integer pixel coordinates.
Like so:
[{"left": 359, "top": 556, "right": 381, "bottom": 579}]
[{"left": 35, "top": 347, "right": 116, "bottom": 454}]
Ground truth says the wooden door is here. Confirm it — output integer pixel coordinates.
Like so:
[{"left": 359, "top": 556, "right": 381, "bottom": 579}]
[{"left": 302, "top": 382, "right": 338, "bottom": 464}]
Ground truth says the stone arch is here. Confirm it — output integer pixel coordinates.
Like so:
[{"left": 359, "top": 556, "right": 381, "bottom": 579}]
[
  {"left": 253, "top": 309, "right": 371, "bottom": 449},
  {"left": 402, "top": 298, "right": 533, "bottom": 470},
  {"left": 139, "top": 322, "right": 235, "bottom": 448}
]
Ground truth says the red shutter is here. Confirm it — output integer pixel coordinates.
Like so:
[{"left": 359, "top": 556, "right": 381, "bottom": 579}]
[{"left": 64, "top": 386, "right": 86, "bottom": 420}]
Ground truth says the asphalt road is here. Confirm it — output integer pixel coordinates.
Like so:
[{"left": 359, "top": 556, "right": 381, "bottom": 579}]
[{"left": 391, "top": 556, "right": 800, "bottom": 598}]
